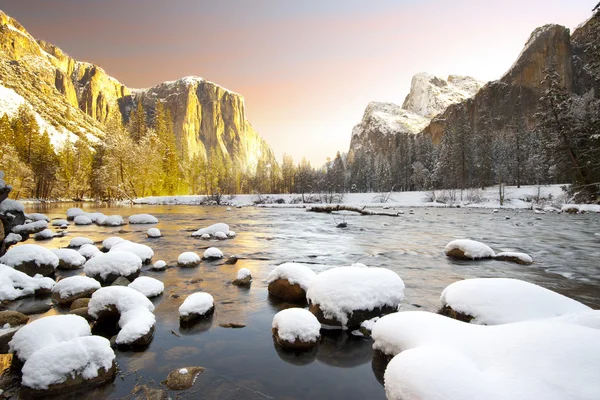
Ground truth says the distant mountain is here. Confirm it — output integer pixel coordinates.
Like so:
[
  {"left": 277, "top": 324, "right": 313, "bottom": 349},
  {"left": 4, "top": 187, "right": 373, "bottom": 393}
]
[{"left": 0, "top": 10, "right": 275, "bottom": 173}]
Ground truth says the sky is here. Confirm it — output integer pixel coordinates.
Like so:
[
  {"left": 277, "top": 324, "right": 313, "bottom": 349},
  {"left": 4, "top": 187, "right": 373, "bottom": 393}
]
[{"left": 0, "top": 0, "right": 594, "bottom": 166}]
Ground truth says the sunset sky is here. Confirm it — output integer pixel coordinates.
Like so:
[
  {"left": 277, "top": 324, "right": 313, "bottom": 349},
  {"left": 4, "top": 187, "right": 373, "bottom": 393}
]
[{"left": 0, "top": 0, "right": 594, "bottom": 166}]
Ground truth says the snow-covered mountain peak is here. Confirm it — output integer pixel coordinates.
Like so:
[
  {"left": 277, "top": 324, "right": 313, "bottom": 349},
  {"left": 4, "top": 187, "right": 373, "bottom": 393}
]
[{"left": 352, "top": 102, "right": 430, "bottom": 139}]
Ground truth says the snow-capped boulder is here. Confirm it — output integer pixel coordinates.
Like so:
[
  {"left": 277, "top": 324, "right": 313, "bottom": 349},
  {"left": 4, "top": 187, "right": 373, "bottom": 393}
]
[
  {"left": 78, "top": 244, "right": 101, "bottom": 260},
  {"left": 66, "top": 208, "right": 86, "bottom": 221},
  {"left": 128, "top": 214, "right": 158, "bottom": 224},
  {"left": 306, "top": 266, "right": 405, "bottom": 329},
  {"left": 74, "top": 215, "right": 93, "bottom": 225},
  {"left": 83, "top": 251, "right": 142, "bottom": 285},
  {"left": 267, "top": 263, "right": 317, "bottom": 303},
  {"left": 33, "top": 229, "right": 55, "bottom": 241},
  {"left": 51, "top": 276, "right": 101, "bottom": 306},
  {"left": 101, "top": 236, "right": 125, "bottom": 251},
  {"left": 151, "top": 260, "right": 168, "bottom": 271},
  {"left": 4, "top": 232, "right": 22, "bottom": 245},
  {"left": 147, "top": 228, "right": 161, "bottom": 238},
  {"left": 214, "top": 231, "right": 227, "bottom": 240},
  {"left": 51, "top": 219, "right": 69, "bottom": 227},
  {"left": 232, "top": 268, "right": 252, "bottom": 286},
  {"left": 444, "top": 239, "right": 495, "bottom": 260},
  {"left": 203, "top": 247, "right": 223, "bottom": 260},
  {"left": 0, "top": 264, "right": 55, "bottom": 301},
  {"left": 373, "top": 311, "right": 600, "bottom": 400},
  {"left": 165, "top": 366, "right": 205, "bottom": 390},
  {"left": 88, "top": 286, "right": 156, "bottom": 347},
  {"left": 179, "top": 292, "right": 215, "bottom": 324},
  {"left": 200, "top": 233, "right": 210, "bottom": 240},
  {"left": 494, "top": 251, "right": 533, "bottom": 265},
  {"left": 128, "top": 277, "right": 164, "bottom": 298},
  {"left": 109, "top": 241, "right": 153, "bottom": 263},
  {"left": 51, "top": 249, "right": 87, "bottom": 270},
  {"left": 0, "top": 199, "right": 25, "bottom": 214},
  {"left": 272, "top": 308, "right": 321, "bottom": 349},
  {"left": 439, "top": 278, "right": 591, "bottom": 325},
  {"left": 0, "top": 244, "right": 59, "bottom": 277},
  {"left": 25, "top": 213, "right": 49, "bottom": 222},
  {"left": 191, "top": 223, "right": 234, "bottom": 239},
  {"left": 69, "top": 237, "right": 94, "bottom": 248},
  {"left": 96, "top": 215, "right": 125, "bottom": 227},
  {"left": 12, "top": 220, "right": 48, "bottom": 236},
  {"left": 20, "top": 335, "right": 116, "bottom": 398},
  {"left": 177, "top": 252, "right": 200, "bottom": 268}
]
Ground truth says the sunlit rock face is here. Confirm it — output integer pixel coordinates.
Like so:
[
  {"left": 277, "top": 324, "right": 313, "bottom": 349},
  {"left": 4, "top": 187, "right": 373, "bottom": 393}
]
[{"left": 0, "top": 10, "right": 274, "bottom": 173}]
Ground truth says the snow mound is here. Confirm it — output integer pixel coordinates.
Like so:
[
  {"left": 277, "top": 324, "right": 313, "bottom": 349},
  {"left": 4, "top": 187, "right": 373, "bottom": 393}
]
[
  {"left": 444, "top": 239, "right": 495, "bottom": 259},
  {"left": 236, "top": 268, "right": 251, "bottom": 280},
  {"left": 0, "top": 244, "right": 59, "bottom": 269},
  {"left": 51, "top": 219, "right": 69, "bottom": 227},
  {"left": 374, "top": 311, "right": 600, "bottom": 400},
  {"left": 101, "top": 236, "right": 125, "bottom": 250},
  {"left": 128, "top": 214, "right": 158, "bottom": 224},
  {"left": 272, "top": 308, "right": 321, "bottom": 344},
  {"left": 179, "top": 292, "right": 214, "bottom": 317},
  {"left": 440, "top": 278, "right": 591, "bottom": 325},
  {"left": 178, "top": 252, "right": 200, "bottom": 266},
  {"left": 12, "top": 220, "right": 48, "bottom": 235},
  {"left": 83, "top": 251, "right": 142, "bottom": 281},
  {"left": 306, "top": 266, "right": 405, "bottom": 328},
  {"left": 4, "top": 232, "right": 22, "bottom": 245},
  {"left": 266, "top": 263, "right": 317, "bottom": 291},
  {"left": 51, "top": 249, "right": 86, "bottom": 269},
  {"left": 69, "top": 237, "right": 94, "bottom": 248},
  {"left": 151, "top": 260, "right": 167, "bottom": 271},
  {"left": 88, "top": 286, "right": 155, "bottom": 345},
  {"left": 78, "top": 244, "right": 101, "bottom": 259},
  {"left": 51, "top": 276, "right": 101, "bottom": 300},
  {"left": 21, "top": 335, "right": 115, "bottom": 390},
  {"left": 74, "top": 215, "right": 93, "bottom": 225},
  {"left": 97, "top": 215, "right": 125, "bottom": 226},
  {"left": 494, "top": 251, "right": 533, "bottom": 264},
  {"left": 110, "top": 241, "right": 153, "bottom": 263},
  {"left": 9, "top": 315, "right": 91, "bottom": 362},
  {"left": 214, "top": 231, "right": 227, "bottom": 240},
  {"left": 66, "top": 208, "right": 86, "bottom": 220},
  {"left": 33, "top": 229, "right": 55, "bottom": 240},
  {"left": 203, "top": 247, "right": 223, "bottom": 259},
  {"left": 147, "top": 228, "right": 161, "bottom": 238},
  {"left": 0, "top": 264, "right": 55, "bottom": 301},
  {"left": 128, "top": 276, "right": 164, "bottom": 298},
  {"left": 191, "top": 223, "right": 234, "bottom": 238},
  {"left": 0, "top": 199, "right": 24, "bottom": 213},
  {"left": 25, "top": 213, "right": 50, "bottom": 222}
]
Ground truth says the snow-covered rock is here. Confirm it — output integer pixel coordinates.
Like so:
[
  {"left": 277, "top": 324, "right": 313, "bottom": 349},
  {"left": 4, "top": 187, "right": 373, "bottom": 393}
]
[
  {"left": 96, "top": 215, "right": 125, "bottom": 227},
  {"left": 266, "top": 263, "right": 317, "bottom": 302},
  {"left": 272, "top": 308, "right": 321, "bottom": 349},
  {"left": 4, "top": 232, "right": 22, "bottom": 245},
  {"left": 444, "top": 239, "right": 496, "bottom": 260},
  {"left": 0, "top": 264, "right": 55, "bottom": 301},
  {"left": 9, "top": 314, "right": 91, "bottom": 362},
  {"left": 177, "top": 251, "right": 200, "bottom": 268},
  {"left": 214, "top": 231, "right": 228, "bottom": 240},
  {"left": 20, "top": 336, "right": 116, "bottom": 396},
  {"left": 12, "top": 220, "right": 48, "bottom": 235},
  {"left": 51, "top": 249, "right": 86, "bottom": 270},
  {"left": 494, "top": 251, "right": 533, "bottom": 265},
  {"left": 439, "top": 278, "right": 591, "bottom": 325},
  {"left": 128, "top": 214, "right": 158, "bottom": 224},
  {"left": 179, "top": 292, "right": 215, "bottom": 323},
  {"left": 0, "top": 244, "right": 59, "bottom": 277},
  {"left": 83, "top": 251, "right": 142, "bottom": 285},
  {"left": 88, "top": 286, "right": 155, "bottom": 347},
  {"left": 51, "top": 276, "right": 101, "bottom": 306},
  {"left": 203, "top": 247, "right": 223, "bottom": 260},
  {"left": 150, "top": 260, "right": 167, "bottom": 271},
  {"left": 101, "top": 236, "right": 125, "bottom": 251},
  {"left": 147, "top": 228, "right": 161, "bottom": 238},
  {"left": 373, "top": 311, "right": 600, "bottom": 400},
  {"left": 232, "top": 268, "right": 252, "bottom": 286},
  {"left": 69, "top": 237, "right": 94, "bottom": 248},
  {"left": 0, "top": 199, "right": 24, "bottom": 214},
  {"left": 25, "top": 213, "right": 50, "bottom": 222},
  {"left": 191, "top": 223, "right": 234, "bottom": 239},
  {"left": 33, "top": 229, "right": 55, "bottom": 241},
  {"left": 74, "top": 215, "right": 93, "bottom": 225},
  {"left": 109, "top": 241, "right": 153, "bottom": 263},
  {"left": 51, "top": 219, "right": 69, "bottom": 227},
  {"left": 128, "top": 277, "right": 164, "bottom": 298},
  {"left": 66, "top": 208, "right": 86, "bottom": 221},
  {"left": 306, "top": 266, "right": 405, "bottom": 328},
  {"left": 78, "top": 244, "right": 101, "bottom": 260}
]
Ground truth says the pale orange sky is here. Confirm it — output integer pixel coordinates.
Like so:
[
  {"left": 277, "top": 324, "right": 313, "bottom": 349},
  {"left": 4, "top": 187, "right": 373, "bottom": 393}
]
[{"left": 0, "top": 0, "right": 594, "bottom": 165}]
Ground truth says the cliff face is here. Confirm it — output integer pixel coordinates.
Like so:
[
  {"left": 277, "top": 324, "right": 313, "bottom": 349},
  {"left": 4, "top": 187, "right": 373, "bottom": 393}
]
[{"left": 0, "top": 10, "right": 274, "bottom": 173}]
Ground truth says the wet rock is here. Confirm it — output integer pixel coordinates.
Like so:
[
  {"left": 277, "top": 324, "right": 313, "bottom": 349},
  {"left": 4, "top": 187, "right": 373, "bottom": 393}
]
[
  {"left": 224, "top": 256, "right": 238, "bottom": 265},
  {"left": 69, "top": 307, "right": 93, "bottom": 322},
  {"left": 0, "top": 310, "right": 29, "bottom": 326},
  {"left": 130, "top": 384, "right": 169, "bottom": 400},
  {"left": 52, "top": 287, "right": 97, "bottom": 307},
  {"left": 309, "top": 303, "right": 397, "bottom": 329},
  {"left": 268, "top": 279, "right": 307, "bottom": 303},
  {"left": 494, "top": 252, "right": 533, "bottom": 265},
  {"left": 438, "top": 304, "right": 474, "bottom": 323},
  {"left": 165, "top": 366, "right": 204, "bottom": 390},
  {"left": 16, "top": 302, "right": 52, "bottom": 315},
  {"left": 111, "top": 276, "right": 131, "bottom": 286},
  {"left": 219, "top": 323, "right": 246, "bottom": 329},
  {"left": 179, "top": 306, "right": 215, "bottom": 325},
  {"left": 70, "top": 298, "right": 91, "bottom": 310},
  {"left": 272, "top": 328, "right": 317, "bottom": 350}
]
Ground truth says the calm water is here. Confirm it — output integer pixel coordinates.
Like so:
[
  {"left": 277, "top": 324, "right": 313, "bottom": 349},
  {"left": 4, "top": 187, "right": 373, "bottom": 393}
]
[{"left": 7, "top": 204, "right": 600, "bottom": 399}]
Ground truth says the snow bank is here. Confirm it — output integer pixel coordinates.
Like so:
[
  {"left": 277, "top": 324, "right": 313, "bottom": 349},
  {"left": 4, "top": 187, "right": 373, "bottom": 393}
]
[
  {"left": 191, "top": 222, "right": 229, "bottom": 237},
  {"left": 128, "top": 277, "right": 164, "bottom": 298},
  {"left": 66, "top": 208, "right": 86, "bottom": 220},
  {"left": 51, "top": 219, "right": 69, "bottom": 227},
  {"left": 9, "top": 315, "right": 91, "bottom": 362},
  {"left": 444, "top": 239, "right": 495, "bottom": 259},
  {"left": 83, "top": 251, "right": 142, "bottom": 281},
  {"left": 74, "top": 215, "right": 93, "bottom": 225},
  {"left": 128, "top": 214, "right": 158, "bottom": 224},
  {"left": 561, "top": 204, "right": 600, "bottom": 213},
  {"left": 306, "top": 266, "right": 405, "bottom": 328},
  {"left": 21, "top": 336, "right": 115, "bottom": 390},
  {"left": 101, "top": 236, "right": 125, "bottom": 250},
  {"left": 25, "top": 213, "right": 49, "bottom": 222},
  {"left": 203, "top": 247, "right": 223, "bottom": 259},
  {"left": 0, "top": 244, "right": 59, "bottom": 269},
  {"left": 147, "top": 228, "right": 161, "bottom": 238},
  {"left": 78, "top": 244, "right": 101, "bottom": 259},
  {"left": 151, "top": 260, "right": 167, "bottom": 271},
  {"left": 69, "top": 237, "right": 94, "bottom": 248},
  {"left": 0, "top": 264, "right": 55, "bottom": 301},
  {"left": 51, "top": 249, "right": 86, "bottom": 269},
  {"left": 88, "top": 286, "right": 155, "bottom": 345},
  {"left": 51, "top": 276, "right": 101, "bottom": 301},
  {"left": 266, "top": 263, "right": 317, "bottom": 291},
  {"left": 109, "top": 241, "right": 153, "bottom": 263},
  {"left": 440, "top": 278, "right": 591, "bottom": 325},
  {"left": 179, "top": 292, "right": 214, "bottom": 317},
  {"left": 272, "top": 308, "right": 321, "bottom": 344},
  {"left": 374, "top": 311, "right": 600, "bottom": 400}
]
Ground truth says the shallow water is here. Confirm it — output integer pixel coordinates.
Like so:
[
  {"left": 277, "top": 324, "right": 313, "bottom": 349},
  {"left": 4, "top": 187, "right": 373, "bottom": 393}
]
[{"left": 6, "top": 204, "right": 600, "bottom": 399}]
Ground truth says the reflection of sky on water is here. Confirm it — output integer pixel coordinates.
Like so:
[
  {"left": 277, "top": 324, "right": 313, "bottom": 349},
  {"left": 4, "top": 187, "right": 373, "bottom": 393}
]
[{"left": 14, "top": 204, "right": 600, "bottom": 399}]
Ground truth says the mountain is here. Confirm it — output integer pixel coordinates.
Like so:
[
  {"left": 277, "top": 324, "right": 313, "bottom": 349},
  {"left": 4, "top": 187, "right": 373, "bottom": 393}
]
[{"left": 0, "top": 10, "right": 275, "bottom": 174}]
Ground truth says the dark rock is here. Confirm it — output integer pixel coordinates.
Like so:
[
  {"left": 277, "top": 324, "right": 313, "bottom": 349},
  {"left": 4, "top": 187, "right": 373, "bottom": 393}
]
[
  {"left": 232, "top": 276, "right": 251, "bottom": 286},
  {"left": 70, "top": 298, "right": 91, "bottom": 310},
  {"left": 494, "top": 253, "right": 533, "bottom": 265},
  {"left": 13, "top": 260, "right": 55, "bottom": 278},
  {"left": 268, "top": 278, "right": 306, "bottom": 303},
  {"left": 438, "top": 305, "right": 474, "bottom": 323},
  {"left": 180, "top": 306, "right": 215, "bottom": 326},
  {"left": 0, "top": 327, "right": 18, "bottom": 353},
  {"left": 16, "top": 302, "right": 52, "bottom": 315},
  {"left": 272, "top": 327, "right": 318, "bottom": 350},
  {"left": 309, "top": 303, "right": 397, "bottom": 329},
  {"left": 0, "top": 310, "right": 29, "bottom": 326},
  {"left": 218, "top": 323, "right": 246, "bottom": 329},
  {"left": 69, "top": 307, "right": 93, "bottom": 322},
  {"left": 164, "top": 366, "right": 204, "bottom": 390},
  {"left": 224, "top": 256, "right": 238, "bottom": 265},
  {"left": 52, "top": 288, "right": 97, "bottom": 306}
]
